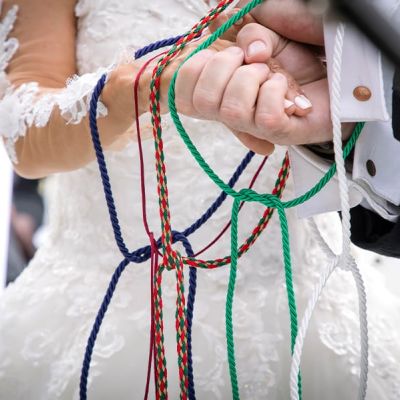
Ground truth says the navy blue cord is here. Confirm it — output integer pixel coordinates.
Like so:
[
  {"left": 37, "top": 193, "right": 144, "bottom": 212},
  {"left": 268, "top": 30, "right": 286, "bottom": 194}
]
[
  {"left": 135, "top": 34, "right": 184, "bottom": 59},
  {"left": 80, "top": 36, "right": 256, "bottom": 400},
  {"left": 79, "top": 258, "right": 130, "bottom": 400},
  {"left": 88, "top": 74, "right": 131, "bottom": 259}
]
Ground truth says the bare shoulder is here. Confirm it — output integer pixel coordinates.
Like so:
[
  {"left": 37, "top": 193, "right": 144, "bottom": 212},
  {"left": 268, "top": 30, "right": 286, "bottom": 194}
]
[{"left": 1, "top": 0, "right": 78, "bottom": 87}]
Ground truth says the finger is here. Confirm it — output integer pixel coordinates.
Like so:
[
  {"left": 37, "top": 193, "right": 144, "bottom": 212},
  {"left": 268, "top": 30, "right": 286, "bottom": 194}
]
[
  {"left": 208, "top": 8, "right": 256, "bottom": 42},
  {"left": 192, "top": 46, "right": 244, "bottom": 119},
  {"left": 236, "top": 23, "right": 286, "bottom": 64},
  {"left": 233, "top": 130, "right": 275, "bottom": 155},
  {"left": 266, "top": 58, "right": 312, "bottom": 117},
  {"left": 219, "top": 63, "right": 270, "bottom": 132},
  {"left": 254, "top": 72, "right": 292, "bottom": 142},
  {"left": 249, "top": 0, "right": 324, "bottom": 45},
  {"left": 175, "top": 49, "right": 216, "bottom": 117},
  {"left": 283, "top": 78, "right": 333, "bottom": 145}
]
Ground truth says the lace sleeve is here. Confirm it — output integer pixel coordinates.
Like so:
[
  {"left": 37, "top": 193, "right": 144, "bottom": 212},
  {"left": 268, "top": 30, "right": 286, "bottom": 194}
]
[{"left": 0, "top": 4, "right": 110, "bottom": 164}]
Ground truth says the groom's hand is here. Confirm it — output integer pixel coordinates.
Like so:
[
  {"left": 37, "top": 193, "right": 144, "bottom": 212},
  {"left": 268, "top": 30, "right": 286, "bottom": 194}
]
[
  {"left": 175, "top": 20, "right": 333, "bottom": 153},
  {"left": 175, "top": 23, "right": 316, "bottom": 155},
  {"left": 236, "top": 0, "right": 324, "bottom": 45}
]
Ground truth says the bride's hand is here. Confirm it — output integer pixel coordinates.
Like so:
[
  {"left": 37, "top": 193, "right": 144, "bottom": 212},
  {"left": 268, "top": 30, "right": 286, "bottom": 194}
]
[
  {"left": 103, "top": 36, "right": 233, "bottom": 124},
  {"left": 174, "top": 23, "right": 326, "bottom": 154}
]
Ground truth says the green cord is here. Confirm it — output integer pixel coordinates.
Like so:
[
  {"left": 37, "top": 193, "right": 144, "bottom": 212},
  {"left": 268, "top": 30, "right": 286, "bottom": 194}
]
[
  {"left": 227, "top": 198, "right": 241, "bottom": 400},
  {"left": 167, "top": 0, "right": 365, "bottom": 398}
]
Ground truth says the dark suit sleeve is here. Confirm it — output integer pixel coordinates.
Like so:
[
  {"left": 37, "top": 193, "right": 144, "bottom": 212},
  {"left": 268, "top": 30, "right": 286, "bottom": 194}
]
[
  {"left": 350, "top": 206, "right": 400, "bottom": 257},
  {"left": 350, "top": 68, "right": 400, "bottom": 257}
]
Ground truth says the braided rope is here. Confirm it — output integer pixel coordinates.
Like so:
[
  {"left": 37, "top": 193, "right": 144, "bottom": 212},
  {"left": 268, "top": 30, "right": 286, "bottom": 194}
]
[
  {"left": 81, "top": 2, "right": 368, "bottom": 399},
  {"left": 183, "top": 154, "right": 290, "bottom": 269},
  {"left": 172, "top": 232, "right": 196, "bottom": 400},
  {"left": 167, "top": 3, "right": 365, "bottom": 398},
  {"left": 148, "top": 2, "right": 236, "bottom": 397},
  {"left": 80, "top": 33, "right": 261, "bottom": 400}
]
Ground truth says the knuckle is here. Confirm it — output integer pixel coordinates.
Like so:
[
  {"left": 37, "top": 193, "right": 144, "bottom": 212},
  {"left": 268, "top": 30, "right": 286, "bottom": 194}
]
[
  {"left": 219, "top": 102, "right": 248, "bottom": 126},
  {"left": 193, "top": 89, "right": 220, "bottom": 116},
  {"left": 175, "top": 97, "right": 193, "bottom": 115},
  {"left": 255, "top": 113, "right": 287, "bottom": 142}
]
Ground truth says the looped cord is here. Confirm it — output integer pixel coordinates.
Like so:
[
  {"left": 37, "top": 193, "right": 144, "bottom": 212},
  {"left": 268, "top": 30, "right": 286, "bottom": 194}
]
[
  {"left": 82, "top": 2, "right": 367, "bottom": 399},
  {"left": 80, "top": 30, "right": 258, "bottom": 400},
  {"left": 289, "top": 23, "right": 369, "bottom": 400}
]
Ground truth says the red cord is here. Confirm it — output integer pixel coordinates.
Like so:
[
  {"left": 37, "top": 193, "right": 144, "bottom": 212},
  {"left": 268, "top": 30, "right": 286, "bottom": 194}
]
[
  {"left": 134, "top": 46, "right": 269, "bottom": 398},
  {"left": 193, "top": 155, "right": 268, "bottom": 257}
]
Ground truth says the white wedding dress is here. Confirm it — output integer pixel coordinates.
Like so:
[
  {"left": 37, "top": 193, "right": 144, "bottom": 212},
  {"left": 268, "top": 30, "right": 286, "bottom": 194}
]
[{"left": 1, "top": 1, "right": 400, "bottom": 399}]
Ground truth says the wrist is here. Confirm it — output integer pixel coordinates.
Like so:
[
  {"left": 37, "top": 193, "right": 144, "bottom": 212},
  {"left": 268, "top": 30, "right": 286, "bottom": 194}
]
[{"left": 102, "top": 62, "right": 148, "bottom": 128}]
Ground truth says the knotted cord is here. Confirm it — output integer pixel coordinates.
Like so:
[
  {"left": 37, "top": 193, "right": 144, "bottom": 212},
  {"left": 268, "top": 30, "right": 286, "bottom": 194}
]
[
  {"left": 289, "top": 23, "right": 369, "bottom": 400},
  {"left": 167, "top": 2, "right": 365, "bottom": 398},
  {"left": 79, "top": 1, "right": 368, "bottom": 399},
  {"left": 79, "top": 16, "right": 282, "bottom": 399}
]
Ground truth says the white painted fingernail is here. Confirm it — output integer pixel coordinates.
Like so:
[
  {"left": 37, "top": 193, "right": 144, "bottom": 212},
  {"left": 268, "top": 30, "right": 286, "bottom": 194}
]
[
  {"left": 284, "top": 99, "right": 295, "bottom": 109},
  {"left": 294, "top": 95, "right": 312, "bottom": 109}
]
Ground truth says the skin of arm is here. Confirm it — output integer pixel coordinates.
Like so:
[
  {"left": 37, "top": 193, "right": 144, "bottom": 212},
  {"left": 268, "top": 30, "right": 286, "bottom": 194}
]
[
  {"left": 1, "top": 0, "right": 230, "bottom": 178},
  {"left": 2, "top": 0, "right": 143, "bottom": 178}
]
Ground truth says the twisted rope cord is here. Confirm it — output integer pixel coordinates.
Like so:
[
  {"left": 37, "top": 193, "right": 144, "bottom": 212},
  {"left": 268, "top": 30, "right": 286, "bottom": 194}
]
[
  {"left": 83, "top": 2, "right": 368, "bottom": 396},
  {"left": 148, "top": 2, "right": 236, "bottom": 397},
  {"left": 183, "top": 154, "right": 290, "bottom": 269},
  {"left": 149, "top": 0, "right": 235, "bottom": 272},
  {"left": 167, "top": 3, "right": 366, "bottom": 398},
  {"left": 80, "top": 33, "right": 259, "bottom": 400},
  {"left": 289, "top": 219, "right": 369, "bottom": 400},
  {"left": 88, "top": 74, "right": 130, "bottom": 259},
  {"left": 327, "top": 25, "right": 369, "bottom": 397},
  {"left": 135, "top": 35, "right": 185, "bottom": 59},
  {"left": 79, "top": 258, "right": 130, "bottom": 399},
  {"left": 81, "top": 89, "right": 270, "bottom": 398},
  {"left": 166, "top": 2, "right": 295, "bottom": 396},
  {"left": 331, "top": 23, "right": 352, "bottom": 267},
  {"left": 289, "top": 23, "right": 369, "bottom": 399},
  {"left": 226, "top": 198, "right": 241, "bottom": 400},
  {"left": 192, "top": 155, "right": 268, "bottom": 258}
]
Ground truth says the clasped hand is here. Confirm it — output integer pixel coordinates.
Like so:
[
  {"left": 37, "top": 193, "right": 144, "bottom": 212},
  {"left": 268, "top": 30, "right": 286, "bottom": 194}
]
[{"left": 173, "top": 4, "right": 333, "bottom": 155}]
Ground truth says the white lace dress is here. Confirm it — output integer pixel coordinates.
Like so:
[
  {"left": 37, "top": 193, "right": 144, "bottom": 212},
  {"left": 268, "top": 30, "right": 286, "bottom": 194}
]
[{"left": 1, "top": 1, "right": 400, "bottom": 399}]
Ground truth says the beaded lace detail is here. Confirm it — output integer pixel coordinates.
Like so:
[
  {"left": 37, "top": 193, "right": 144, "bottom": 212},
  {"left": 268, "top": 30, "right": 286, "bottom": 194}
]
[{"left": 0, "top": 3, "right": 110, "bottom": 163}]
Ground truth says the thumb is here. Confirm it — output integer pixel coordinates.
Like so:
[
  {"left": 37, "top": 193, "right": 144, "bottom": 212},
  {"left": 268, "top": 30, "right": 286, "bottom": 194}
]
[{"left": 236, "top": 23, "right": 286, "bottom": 64}]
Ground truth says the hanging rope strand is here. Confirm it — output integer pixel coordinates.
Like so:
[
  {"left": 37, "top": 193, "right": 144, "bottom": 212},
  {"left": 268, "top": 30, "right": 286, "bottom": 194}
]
[{"left": 289, "top": 23, "right": 369, "bottom": 400}]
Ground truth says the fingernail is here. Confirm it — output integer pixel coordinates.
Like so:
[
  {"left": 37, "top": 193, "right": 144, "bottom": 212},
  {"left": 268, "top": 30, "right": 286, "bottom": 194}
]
[
  {"left": 294, "top": 95, "right": 312, "bottom": 109},
  {"left": 247, "top": 40, "right": 267, "bottom": 57},
  {"left": 284, "top": 99, "right": 295, "bottom": 109}
]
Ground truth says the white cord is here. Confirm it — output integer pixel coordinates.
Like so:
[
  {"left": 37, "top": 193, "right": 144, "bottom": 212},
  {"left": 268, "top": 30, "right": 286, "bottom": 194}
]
[
  {"left": 289, "top": 23, "right": 369, "bottom": 400},
  {"left": 289, "top": 220, "right": 369, "bottom": 400},
  {"left": 331, "top": 22, "right": 351, "bottom": 268}
]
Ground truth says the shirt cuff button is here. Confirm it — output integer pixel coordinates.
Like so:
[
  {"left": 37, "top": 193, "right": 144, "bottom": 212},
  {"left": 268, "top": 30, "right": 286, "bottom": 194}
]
[
  {"left": 366, "top": 159, "right": 376, "bottom": 177},
  {"left": 353, "top": 86, "right": 372, "bottom": 101}
]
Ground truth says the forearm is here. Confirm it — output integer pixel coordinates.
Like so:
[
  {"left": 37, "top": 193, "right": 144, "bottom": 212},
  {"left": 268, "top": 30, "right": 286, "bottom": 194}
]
[
  {"left": 9, "top": 63, "right": 149, "bottom": 178},
  {"left": 0, "top": 0, "right": 151, "bottom": 178}
]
